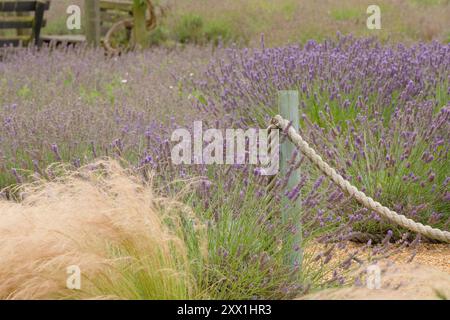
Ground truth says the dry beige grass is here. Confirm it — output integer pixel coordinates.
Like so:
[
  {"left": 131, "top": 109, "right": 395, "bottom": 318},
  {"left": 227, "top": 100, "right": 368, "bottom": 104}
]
[{"left": 0, "top": 160, "right": 203, "bottom": 300}]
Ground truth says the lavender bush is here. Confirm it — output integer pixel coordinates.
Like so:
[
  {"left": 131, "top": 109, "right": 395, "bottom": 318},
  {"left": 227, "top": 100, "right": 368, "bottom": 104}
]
[
  {"left": 192, "top": 34, "right": 450, "bottom": 237},
  {"left": 0, "top": 37, "right": 445, "bottom": 298},
  {"left": 0, "top": 45, "right": 211, "bottom": 186},
  {"left": 0, "top": 45, "right": 334, "bottom": 299}
]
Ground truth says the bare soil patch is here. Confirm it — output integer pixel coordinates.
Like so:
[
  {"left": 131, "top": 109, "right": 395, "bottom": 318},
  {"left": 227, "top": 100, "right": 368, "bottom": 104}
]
[{"left": 302, "top": 243, "right": 450, "bottom": 300}]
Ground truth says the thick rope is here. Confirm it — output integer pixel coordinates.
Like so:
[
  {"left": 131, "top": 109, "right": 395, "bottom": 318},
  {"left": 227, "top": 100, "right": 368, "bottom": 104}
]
[{"left": 271, "top": 115, "right": 450, "bottom": 243}]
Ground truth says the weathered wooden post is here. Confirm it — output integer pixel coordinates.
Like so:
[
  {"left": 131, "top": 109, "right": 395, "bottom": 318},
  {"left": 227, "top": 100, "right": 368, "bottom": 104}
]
[
  {"left": 34, "top": 0, "right": 47, "bottom": 46},
  {"left": 85, "top": 0, "right": 101, "bottom": 46},
  {"left": 278, "top": 90, "right": 302, "bottom": 271},
  {"left": 132, "top": 0, "right": 149, "bottom": 48}
]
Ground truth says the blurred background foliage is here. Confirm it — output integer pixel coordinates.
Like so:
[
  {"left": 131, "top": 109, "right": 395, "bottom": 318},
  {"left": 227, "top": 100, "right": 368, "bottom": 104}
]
[{"left": 41, "top": 0, "right": 450, "bottom": 47}]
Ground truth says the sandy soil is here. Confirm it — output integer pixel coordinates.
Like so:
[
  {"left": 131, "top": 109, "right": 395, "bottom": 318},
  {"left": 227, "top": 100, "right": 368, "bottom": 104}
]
[
  {"left": 388, "top": 243, "right": 450, "bottom": 274},
  {"left": 302, "top": 243, "right": 450, "bottom": 300}
]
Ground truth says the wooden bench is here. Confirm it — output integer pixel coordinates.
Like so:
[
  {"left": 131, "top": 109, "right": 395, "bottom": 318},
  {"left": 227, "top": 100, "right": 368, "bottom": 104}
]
[{"left": 0, "top": 0, "right": 50, "bottom": 47}]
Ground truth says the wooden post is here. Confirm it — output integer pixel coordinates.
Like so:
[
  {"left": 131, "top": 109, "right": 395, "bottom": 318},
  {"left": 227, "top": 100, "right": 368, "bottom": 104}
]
[
  {"left": 278, "top": 90, "right": 302, "bottom": 270},
  {"left": 132, "top": 0, "right": 149, "bottom": 49},
  {"left": 85, "top": 0, "right": 100, "bottom": 46},
  {"left": 34, "top": 0, "right": 47, "bottom": 46}
]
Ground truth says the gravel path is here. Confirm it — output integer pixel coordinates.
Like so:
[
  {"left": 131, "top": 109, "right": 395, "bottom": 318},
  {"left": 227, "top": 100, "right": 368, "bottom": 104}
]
[
  {"left": 302, "top": 242, "right": 450, "bottom": 299},
  {"left": 389, "top": 243, "right": 450, "bottom": 274}
]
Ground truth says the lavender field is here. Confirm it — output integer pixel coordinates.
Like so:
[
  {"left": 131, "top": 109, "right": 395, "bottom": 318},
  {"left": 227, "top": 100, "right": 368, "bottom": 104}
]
[{"left": 0, "top": 1, "right": 449, "bottom": 302}]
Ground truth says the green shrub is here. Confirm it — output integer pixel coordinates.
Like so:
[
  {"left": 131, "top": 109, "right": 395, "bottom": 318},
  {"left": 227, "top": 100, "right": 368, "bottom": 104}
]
[
  {"left": 174, "top": 14, "right": 205, "bottom": 44},
  {"left": 149, "top": 25, "right": 170, "bottom": 46},
  {"left": 330, "top": 8, "right": 361, "bottom": 21},
  {"left": 204, "top": 19, "right": 233, "bottom": 45}
]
